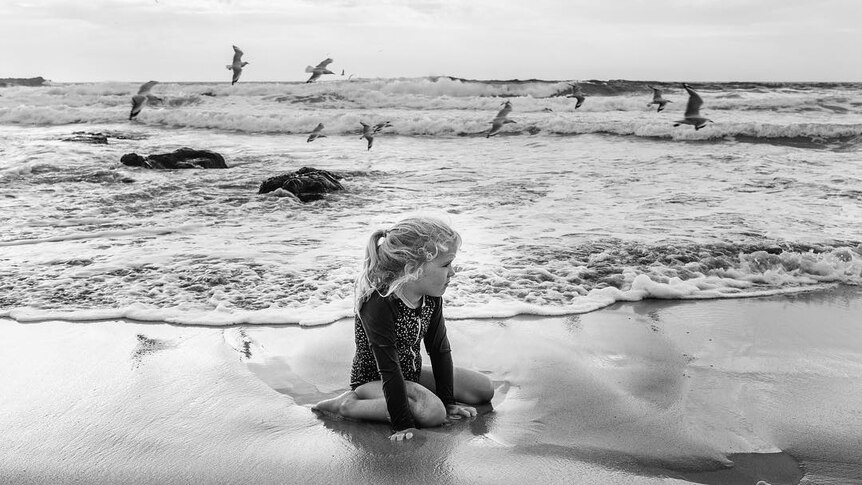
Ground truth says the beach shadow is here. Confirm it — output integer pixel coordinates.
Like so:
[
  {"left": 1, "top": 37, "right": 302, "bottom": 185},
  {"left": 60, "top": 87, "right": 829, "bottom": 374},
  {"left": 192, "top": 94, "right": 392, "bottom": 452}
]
[
  {"left": 311, "top": 402, "right": 497, "bottom": 455},
  {"left": 314, "top": 413, "right": 427, "bottom": 455},
  {"left": 309, "top": 413, "right": 474, "bottom": 484}
]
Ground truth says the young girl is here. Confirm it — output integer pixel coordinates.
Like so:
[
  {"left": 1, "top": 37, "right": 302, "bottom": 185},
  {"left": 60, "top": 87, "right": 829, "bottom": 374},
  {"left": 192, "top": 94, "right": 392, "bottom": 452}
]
[{"left": 313, "top": 217, "right": 494, "bottom": 441}]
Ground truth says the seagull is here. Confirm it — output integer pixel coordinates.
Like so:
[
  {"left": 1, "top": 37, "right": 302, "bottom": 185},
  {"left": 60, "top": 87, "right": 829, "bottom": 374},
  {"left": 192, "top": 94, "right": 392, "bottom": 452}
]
[
  {"left": 487, "top": 101, "right": 516, "bottom": 137},
  {"left": 359, "top": 122, "right": 375, "bottom": 150},
  {"left": 673, "top": 83, "right": 713, "bottom": 130},
  {"left": 307, "top": 123, "right": 326, "bottom": 143},
  {"left": 129, "top": 80, "right": 158, "bottom": 120},
  {"left": 647, "top": 86, "right": 671, "bottom": 112},
  {"left": 567, "top": 83, "right": 585, "bottom": 109},
  {"left": 305, "top": 58, "right": 334, "bottom": 83},
  {"left": 226, "top": 45, "right": 248, "bottom": 85},
  {"left": 358, "top": 121, "right": 391, "bottom": 150}
]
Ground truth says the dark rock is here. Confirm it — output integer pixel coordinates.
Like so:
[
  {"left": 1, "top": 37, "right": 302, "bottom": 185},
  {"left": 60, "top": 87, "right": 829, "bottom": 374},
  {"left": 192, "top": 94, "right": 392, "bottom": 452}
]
[
  {"left": 120, "top": 148, "right": 228, "bottom": 169},
  {"left": 258, "top": 167, "right": 344, "bottom": 202},
  {"left": 121, "top": 153, "right": 147, "bottom": 167},
  {"left": 62, "top": 131, "right": 109, "bottom": 144}
]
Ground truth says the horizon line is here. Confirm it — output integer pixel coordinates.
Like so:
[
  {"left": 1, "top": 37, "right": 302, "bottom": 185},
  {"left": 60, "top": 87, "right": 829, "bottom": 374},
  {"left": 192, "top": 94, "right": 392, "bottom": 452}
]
[{"left": 5, "top": 76, "right": 862, "bottom": 85}]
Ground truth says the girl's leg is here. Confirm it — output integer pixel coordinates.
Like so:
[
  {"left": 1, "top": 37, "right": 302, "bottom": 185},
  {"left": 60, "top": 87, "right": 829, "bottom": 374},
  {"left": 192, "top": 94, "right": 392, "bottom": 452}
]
[
  {"left": 312, "top": 380, "right": 446, "bottom": 427},
  {"left": 419, "top": 365, "right": 494, "bottom": 405},
  {"left": 311, "top": 389, "right": 388, "bottom": 422}
]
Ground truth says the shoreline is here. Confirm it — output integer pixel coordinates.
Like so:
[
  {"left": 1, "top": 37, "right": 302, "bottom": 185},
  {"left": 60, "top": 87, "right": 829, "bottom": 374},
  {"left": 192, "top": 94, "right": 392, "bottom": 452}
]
[
  {"left": 1, "top": 286, "right": 860, "bottom": 484},
  {"left": 0, "top": 282, "right": 842, "bottom": 327}
]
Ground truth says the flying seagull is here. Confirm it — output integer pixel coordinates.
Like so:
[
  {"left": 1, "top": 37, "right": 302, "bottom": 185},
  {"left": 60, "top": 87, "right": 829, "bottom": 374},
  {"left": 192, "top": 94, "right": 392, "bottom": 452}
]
[
  {"left": 567, "top": 83, "right": 585, "bottom": 109},
  {"left": 487, "top": 101, "right": 516, "bottom": 137},
  {"left": 358, "top": 121, "right": 391, "bottom": 150},
  {"left": 673, "top": 83, "right": 713, "bottom": 130},
  {"left": 306, "top": 58, "right": 334, "bottom": 83},
  {"left": 647, "top": 86, "right": 672, "bottom": 112},
  {"left": 307, "top": 123, "right": 326, "bottom": 143},
  {"left": 129, "top": 80, "right": 158, "bottom": 120},
  {"left": 226, "top": 45, "right": 248, "bottom": 85}
]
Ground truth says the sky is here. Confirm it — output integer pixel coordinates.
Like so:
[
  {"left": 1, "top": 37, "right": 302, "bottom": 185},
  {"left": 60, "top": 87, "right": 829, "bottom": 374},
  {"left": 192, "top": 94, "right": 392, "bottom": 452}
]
[{"left": 2, "top": 0, "right": 861, "bottom": 83}]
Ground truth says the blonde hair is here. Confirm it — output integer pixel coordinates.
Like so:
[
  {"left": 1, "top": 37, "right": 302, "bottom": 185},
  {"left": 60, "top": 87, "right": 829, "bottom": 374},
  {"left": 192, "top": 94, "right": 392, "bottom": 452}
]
[{"left": 355, "top": 217, "right": 461, "bottom": 311}]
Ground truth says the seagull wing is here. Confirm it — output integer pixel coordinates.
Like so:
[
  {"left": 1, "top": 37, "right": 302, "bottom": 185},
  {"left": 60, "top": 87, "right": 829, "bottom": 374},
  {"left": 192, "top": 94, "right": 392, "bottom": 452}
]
[
  {"left": 373, "top": 121, "right": 391, "bottom": 134},
  {"left": 232, "top": 67, "right": 243, "bottom": 84},
  {"left": 683, "top": 84, "right": 703, "bottom": 117},
  {"left": 652, "top": 87, "right": 663, "bottom": 101},
  {"left": 487, "top": 119, "right": 504, "bottom": 137},
  {"left": 137, "top": 80, "right": 158, "bottom": 95},
  {"left": 130, "top": 94, "right": 147, "bottom": 119},
  {"left": 496, "top": 103, "right": 512, "bottom": 118},
  {"left": 307, "top": 123, "right": 325, "bottom": 142},
  {"left": 232, "top": 45, "right": 244, "bottom": 63},
  {"left": 307, "top": 71, "right": 322, "bottom": 83},
  {"left": 316, "top": 58, "right": 334, "bottom": 69}
]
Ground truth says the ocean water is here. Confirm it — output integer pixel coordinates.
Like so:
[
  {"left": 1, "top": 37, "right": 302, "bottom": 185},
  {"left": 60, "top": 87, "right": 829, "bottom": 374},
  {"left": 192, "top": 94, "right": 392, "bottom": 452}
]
[{"left": 1, "top": 77, "right": 861, "bottom": 325}]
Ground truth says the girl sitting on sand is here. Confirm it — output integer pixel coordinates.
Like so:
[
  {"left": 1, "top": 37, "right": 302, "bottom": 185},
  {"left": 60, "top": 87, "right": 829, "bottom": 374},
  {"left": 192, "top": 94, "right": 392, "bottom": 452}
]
[{"left": 313, "top": 217, "right": 494, "bottom": 441}]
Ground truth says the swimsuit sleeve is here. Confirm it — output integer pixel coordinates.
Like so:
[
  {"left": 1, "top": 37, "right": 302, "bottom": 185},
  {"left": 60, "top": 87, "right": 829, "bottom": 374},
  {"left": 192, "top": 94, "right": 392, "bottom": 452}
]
[
  {"left": 424, "top": 297, "right": 455, "bottom": 406},
  {"left": 358, "top": 294, "right": 417, "bottom": 431}
]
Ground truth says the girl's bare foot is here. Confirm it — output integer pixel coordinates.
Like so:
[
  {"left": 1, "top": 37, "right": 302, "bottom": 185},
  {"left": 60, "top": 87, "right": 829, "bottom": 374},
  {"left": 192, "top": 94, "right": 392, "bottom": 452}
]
[{"left": 311, "top": 391, "right": 356, "bottom": 417}]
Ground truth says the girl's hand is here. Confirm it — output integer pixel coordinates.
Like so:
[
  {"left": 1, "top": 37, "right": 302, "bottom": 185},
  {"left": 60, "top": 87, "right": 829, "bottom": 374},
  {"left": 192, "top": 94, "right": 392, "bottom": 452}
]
[
  {"left": 389, "top": 428, "right": 418, "bottom": 441},
  {"left": 446, "top": 404, "right": 477, "bottom": 419}
]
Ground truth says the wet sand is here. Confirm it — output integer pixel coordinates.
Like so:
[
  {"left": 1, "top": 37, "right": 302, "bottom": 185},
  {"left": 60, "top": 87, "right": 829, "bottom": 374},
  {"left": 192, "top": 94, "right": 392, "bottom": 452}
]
[{"left": 1, "top": 286, "right": 860, "bottom": 484}]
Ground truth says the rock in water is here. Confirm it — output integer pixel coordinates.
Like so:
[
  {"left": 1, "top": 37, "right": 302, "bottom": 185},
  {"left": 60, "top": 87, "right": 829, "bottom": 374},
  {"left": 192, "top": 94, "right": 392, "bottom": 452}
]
[
  {"left": 62, "top": 132, "right": 109, "bottom": 144},
  {"left": 258, "top": 167, "right": 344, "bottom": 202},
  {"left": 120, "top": 148, "right": 228, "bottom": 169}
]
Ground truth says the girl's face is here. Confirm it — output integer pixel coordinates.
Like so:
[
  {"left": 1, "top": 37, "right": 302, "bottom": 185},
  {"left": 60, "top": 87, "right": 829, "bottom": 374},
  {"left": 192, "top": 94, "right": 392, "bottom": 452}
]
[{"left": 414, "top": 248, "right": 457, "bottom": 298}]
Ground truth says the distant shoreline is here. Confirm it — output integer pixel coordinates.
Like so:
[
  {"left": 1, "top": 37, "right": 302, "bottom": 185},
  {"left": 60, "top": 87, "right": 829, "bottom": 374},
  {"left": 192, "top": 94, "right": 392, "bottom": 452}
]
[
  {"left": 0, "top": 76, "right": 47, "bottom": 87},
  {"left": 4, "top": 76, "right": 861, "bottom": 87}
]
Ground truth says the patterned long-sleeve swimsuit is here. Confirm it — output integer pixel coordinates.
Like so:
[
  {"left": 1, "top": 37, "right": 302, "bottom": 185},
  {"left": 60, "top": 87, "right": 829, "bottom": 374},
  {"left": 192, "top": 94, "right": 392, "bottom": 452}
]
[{"left": 349, "top": 291, "right": 454, "bottom": 431}]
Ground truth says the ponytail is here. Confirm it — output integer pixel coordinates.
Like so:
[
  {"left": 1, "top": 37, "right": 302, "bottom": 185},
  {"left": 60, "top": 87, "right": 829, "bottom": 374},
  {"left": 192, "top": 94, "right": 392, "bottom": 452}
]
[{"left": 354, "top": 228, "right": 387, "bottom": 311}]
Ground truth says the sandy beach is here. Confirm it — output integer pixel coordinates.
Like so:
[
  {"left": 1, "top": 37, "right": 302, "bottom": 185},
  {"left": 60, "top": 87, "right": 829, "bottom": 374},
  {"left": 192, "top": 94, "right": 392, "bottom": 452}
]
[
  {"left": 2, "top": 286, "right": 860, "bottom": 484},
  {"left": 4, "top": 2, "right": 862, "bottom": 483}
]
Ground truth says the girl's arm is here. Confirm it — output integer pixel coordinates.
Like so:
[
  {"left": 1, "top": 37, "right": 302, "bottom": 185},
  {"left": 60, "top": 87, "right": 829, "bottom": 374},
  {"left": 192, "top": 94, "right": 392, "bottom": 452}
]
[
  {"left": 424, "top": 297, "right": 455, "bottom": 407},
  {"left": 359, "top": 295, "right": 416, "bottom": 431}
]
